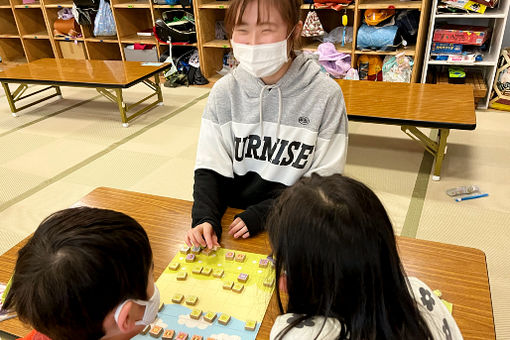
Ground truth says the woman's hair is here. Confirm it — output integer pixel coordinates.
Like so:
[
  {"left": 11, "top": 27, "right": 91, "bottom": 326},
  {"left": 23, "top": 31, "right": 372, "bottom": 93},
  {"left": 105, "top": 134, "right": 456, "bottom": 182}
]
[
  {"left": 224, "top": 0, "right": 302, "bottom": 52},
  {"left": 267, "top": 174, "right": 433, "bottom": 340},
  {"left": 3, "top": 207, "right": 153, "bottom": 340}
]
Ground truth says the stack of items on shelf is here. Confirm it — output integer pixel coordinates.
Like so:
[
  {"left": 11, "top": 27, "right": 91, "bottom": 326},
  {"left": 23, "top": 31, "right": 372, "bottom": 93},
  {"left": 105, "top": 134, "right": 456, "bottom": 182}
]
[
  {"left": 92, "top": 0, "right": 116, "bottom": 36},
  {"left": 430, "top": 25, "right": 491, "bottom": 63},
  {"left": 301, "top": 4, "right": 353, "bottom": 48},
  {"left": 53, "top": 8, "right": 82, "bottom": 39},
  {"left": 154, "top": 10, "right": 196, "bottom": 44},
  {"left": 438, "top": 0, "right": 498, "bottom": 14},
  {"left": 162, "top": 48, "right": 209, "bottom": 87},
  {"left": 72, "top": 0, "right": 99, "bottom": 25}
]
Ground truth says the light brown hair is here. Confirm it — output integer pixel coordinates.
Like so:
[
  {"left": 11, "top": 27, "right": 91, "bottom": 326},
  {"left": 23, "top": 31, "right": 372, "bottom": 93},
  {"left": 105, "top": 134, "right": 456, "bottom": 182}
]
[{"left": 224, "top": 0, "right": 302, "bottom": 51}]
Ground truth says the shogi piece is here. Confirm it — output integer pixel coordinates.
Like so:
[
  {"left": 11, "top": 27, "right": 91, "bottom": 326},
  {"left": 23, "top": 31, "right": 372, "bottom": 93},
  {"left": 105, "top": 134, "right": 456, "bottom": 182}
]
[
  {"left": 185, "top": 254, "right": 196, "bottom": 263},
  {"left": 232, "top": 283, "right": 244, "bottom": 293},
  {"left": 191, "top": 336, "right": 203, "bottom": 340},
  {"left": 149, "top": 325, "right": 163, "bottom": 338},
  {"left": 162, "top": 329, "right": 175, "bottom": 340},
  {"left": 259, "top": 259, "right": 269, "bottom": 268},
  {"left": 223, "top": 281, "right": 234, "bottom": 290},
  {"left": 263, "top": 277, "right": 275, "bottom": 287},
  {"left": 245, "top": 320, "right": 257, "bottom": 331},
  {"left": 176, "top": 272, "right": 188, "bottom": 281},
  {"left": 176, "top": 333, "right": 188, "bottom": 340},
  {"left": 212, "top": 268, "right": 224, "bottom": 278},
  {"left": 202, "top": 248, "right": 214, "bottom": 256},
  {"left": 168, "top": 262, "right": 180, "bottom": 271},
  {"left": 204, "top": 311, "right": 217, "bottom": 323},
  {"left": 190, "top": 309, "right": 202, "bottom": 320},
  {"left": 218, "top": 313, "right": 231, "bottom": 325},
  {"left": 140, "top": 325, "right": 151, "bottom": 335},
  {"left": 237, "top": 273, "right": 249, "bottom": 283},
  {"left": 172, "top": 293, "right": 184, "bottom": 304},
  {"left": 192, "top": 266, "right": 203, "bottom": 274},
  {"left": 201, "top": 267, "right": 212, "bottom": 276},
  {"left": 185, "top": 295, "right": 198, "bottom": 306},
  {"left": 225, "top": 251, "right": 235, "bottom": 261},
  {"left": 235, "top": 253, "right": 246, "bottom": 263},
  {"left": 180, "top": 246, "right": 190, "bottom": 254},
  {"left": 191, "top": 245, "right": 202, "bottom": 254}
]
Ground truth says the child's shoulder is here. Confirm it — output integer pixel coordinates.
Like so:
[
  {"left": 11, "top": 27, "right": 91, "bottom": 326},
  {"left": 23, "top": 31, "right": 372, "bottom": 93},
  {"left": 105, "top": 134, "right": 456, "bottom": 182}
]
[{"left": 269, "top": 313, "right": 344, "bottom": 340}]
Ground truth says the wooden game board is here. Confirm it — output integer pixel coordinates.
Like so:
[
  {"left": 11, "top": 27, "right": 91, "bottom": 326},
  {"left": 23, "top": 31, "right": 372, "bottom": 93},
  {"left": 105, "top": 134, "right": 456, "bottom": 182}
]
[{"left": 134, "top": 247, "right": 275, "bottom": 340}]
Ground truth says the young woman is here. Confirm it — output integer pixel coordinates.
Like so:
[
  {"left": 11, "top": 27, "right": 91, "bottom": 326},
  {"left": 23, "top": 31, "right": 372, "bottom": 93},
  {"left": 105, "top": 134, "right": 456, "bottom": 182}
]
[
  {"left": 267, "top": 174, "right": 463, "bottom": 340},
  {"left": 186, "top": 0, "right": 348, "bottom": 249}
]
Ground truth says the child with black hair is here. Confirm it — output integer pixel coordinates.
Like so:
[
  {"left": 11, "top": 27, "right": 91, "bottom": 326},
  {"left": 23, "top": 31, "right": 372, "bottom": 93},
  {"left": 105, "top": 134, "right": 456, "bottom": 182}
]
[
  {"left": 2, "top": 207, "right": 159, "bottom": 340},
  {"left": 267, "top": 174, "right": 463, "bottom": 340}
]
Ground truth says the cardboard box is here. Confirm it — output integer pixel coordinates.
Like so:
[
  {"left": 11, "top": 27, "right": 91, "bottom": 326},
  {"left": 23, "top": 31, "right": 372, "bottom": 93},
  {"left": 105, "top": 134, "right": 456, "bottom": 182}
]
[
  {"left": 58, "top": 41, "right": 87, "bottom": 59},
  {"left": 433, "top": 25, "right": 491, "bottom": 46},
  {"left": 123, "top": 45, "right": 158, "bottom": 62}
]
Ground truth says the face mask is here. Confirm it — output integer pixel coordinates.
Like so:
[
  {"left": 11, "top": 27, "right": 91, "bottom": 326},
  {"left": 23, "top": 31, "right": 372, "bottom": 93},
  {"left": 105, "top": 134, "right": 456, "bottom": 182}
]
[
  {"left": 231, "top": 29, "right": 295, "bottom": 78},
  {"left": 114, "top": 284, "right": 160, "bottom": 327}
]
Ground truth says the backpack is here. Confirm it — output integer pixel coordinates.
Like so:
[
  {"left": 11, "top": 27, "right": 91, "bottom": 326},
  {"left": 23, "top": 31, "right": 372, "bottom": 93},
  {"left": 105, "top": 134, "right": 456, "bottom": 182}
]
[{"left": 154, "top": 10, "right": 196, "bottom": 44}]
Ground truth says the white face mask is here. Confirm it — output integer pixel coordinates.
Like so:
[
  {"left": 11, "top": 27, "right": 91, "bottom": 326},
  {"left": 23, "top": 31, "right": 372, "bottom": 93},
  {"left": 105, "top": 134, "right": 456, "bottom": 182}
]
[
  {"left": 114, "top": 284, "right": 160, "bottom": 327},
  {"left": 231, "top": 30, "right": 294, "bottom": 78}
]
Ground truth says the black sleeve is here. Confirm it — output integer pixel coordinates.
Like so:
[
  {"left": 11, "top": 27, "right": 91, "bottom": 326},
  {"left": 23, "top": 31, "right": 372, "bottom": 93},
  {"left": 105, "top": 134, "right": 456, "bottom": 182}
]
[
  {"left": 235, "top": 198, "right": 276, "bottom": 236},
  {"left": 192, "top": 168, "right": 229, "bottom": 239}
]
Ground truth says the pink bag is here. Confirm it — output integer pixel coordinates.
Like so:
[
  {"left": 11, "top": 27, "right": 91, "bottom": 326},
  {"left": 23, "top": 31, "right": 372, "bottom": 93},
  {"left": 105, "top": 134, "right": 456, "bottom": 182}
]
[{"left": 22, "top": 0, "right": 36, "bottom": 4}]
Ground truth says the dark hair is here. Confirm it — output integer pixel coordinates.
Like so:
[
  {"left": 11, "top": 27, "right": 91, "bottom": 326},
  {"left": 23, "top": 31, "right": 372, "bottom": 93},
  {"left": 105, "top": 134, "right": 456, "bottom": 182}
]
[
  {"left": 267, "top": 174, "right": 433, "bottom": 340},
  {"left": 224, "top": 0, "right": 302, "bottom": 53},
  {"left": 3, "top": 207, "right": 153, "bottom": 340}
]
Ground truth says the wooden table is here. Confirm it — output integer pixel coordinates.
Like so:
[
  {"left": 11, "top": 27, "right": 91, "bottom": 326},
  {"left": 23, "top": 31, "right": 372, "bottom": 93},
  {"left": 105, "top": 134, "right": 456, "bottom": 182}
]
[
  {"left": 336, "top": 80, "right": 477, "bottom": 180},
  {"left": 0, "top": 59, "right": 171, "bottom": 127},
  {"left": 0, "top": 187, "right": 495, "bottom": 340}
]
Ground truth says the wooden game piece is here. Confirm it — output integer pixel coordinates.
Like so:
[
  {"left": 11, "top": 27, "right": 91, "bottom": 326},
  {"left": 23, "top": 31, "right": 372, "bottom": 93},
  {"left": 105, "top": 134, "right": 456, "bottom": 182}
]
[
  {"left": 201, "top": 248, "right": 214, "bottom": 256},
  {"left": 223, "top": 281, "right": 233, "bottom": 290},
  {"left": 176, "top": 332, "right": 188, "bottom": 340},
  {"left": 204, "top": 311, "right": 217, "bottom": 323},
  {"left": 212, "top": 268, "right": 224, "bottom": 278},
  {"left": 192, "top": 266, "right": 203, "bottom": 274},
  {"left": 176, "top": 272, "right": 188, "bottom": 281},
  {"left": 162, "top": 329, "right": 175, "bottom": 340},
  {"left": 263, "top": 277, "right": 275, "bottom": 287},
  {"left": 168, "top": 262, "right": 180, "bottom": 271},
  {"left": 225, "top": 251, "right": 235, "bottom": 261},
  {"left": 259, "top": 259, "right": 269, "bottom": 268},
  {"left": 191, "top": 336, "right": 203, "bottom": 340},
  {"left": 232, "top": 283, "right": 244, "bottom": 293},
  {"left": 180, "top": 246, "right": 190, "bottom": 254},
  {"left": 235, "top": 253, "right": 246, "bottom": 262},
  {"left": 201, "top": 267, "right": 212, "bottom": 276},
  {"left": 185, "top": 295, "right": 198, "bottom": 306},
  {"left": 172, "top": 293, "right": 184, "bottom": 304},
  {"left": 149, "top": 325, "right": 163, "bottom": 338},
  {"left": 140, "top": 324, "right": 151, "bottom": 335},
  {"left": 245, "top": 320, "right": 257, "bottom": 331},
  {"left": 159, "top": 303, "right": 165, "bottom": 312},
  {"left": 237, "top": 273, "right": 249, "bottom": 283},
  {"left": 190, "top": 309, "right": 202, "bottom": 320},
  {"left": 191, "top": 245, "right": 202, "bottom": 254},
  {"left": 218, "top": 313, "right": 231, "bottom": 325},
  {"left": 185, "top": 254, "right": 196, "bottom": 263}
]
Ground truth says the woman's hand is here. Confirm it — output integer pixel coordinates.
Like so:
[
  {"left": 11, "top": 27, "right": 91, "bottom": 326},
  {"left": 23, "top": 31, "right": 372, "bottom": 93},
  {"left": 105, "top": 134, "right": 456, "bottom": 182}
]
[
  {"left": 228, "top": 217, "right": 251, "bottom": 239},
  {"left": 185, "top": 222, "right": 220, "bottom": 249}
]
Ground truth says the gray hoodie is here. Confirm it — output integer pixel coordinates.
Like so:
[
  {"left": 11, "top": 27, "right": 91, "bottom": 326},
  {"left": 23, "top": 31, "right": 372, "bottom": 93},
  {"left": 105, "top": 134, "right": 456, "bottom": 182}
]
[{"left": 192, "top": 53, "right": 348, "bottom": 237}]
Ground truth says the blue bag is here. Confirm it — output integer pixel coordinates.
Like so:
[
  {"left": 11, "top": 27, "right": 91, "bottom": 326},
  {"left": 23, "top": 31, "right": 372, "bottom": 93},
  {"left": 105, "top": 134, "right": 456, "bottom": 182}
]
[
  {"left": 93, "top": 0, "right": 116, "bottom": 36},
  {"left": 356, "top": 24, "right": 400, "bottom": 51}
]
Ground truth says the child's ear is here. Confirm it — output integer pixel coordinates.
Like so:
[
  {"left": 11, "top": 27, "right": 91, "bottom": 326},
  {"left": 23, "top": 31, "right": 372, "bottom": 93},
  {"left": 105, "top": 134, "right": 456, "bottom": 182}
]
[
  {"left": 294, "top": 20, "right": 303, "bottom": 39},
  {"left": 279, "top": 274, "right": 288, "bottom": 293},
  {"left": 115, "top": 301, "right": 138, "bottom": 333}
]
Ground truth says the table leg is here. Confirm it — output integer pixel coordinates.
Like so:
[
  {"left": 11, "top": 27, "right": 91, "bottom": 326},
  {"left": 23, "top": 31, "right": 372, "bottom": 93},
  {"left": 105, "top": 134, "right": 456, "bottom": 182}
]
[
  {"left": 155, "top": 73, "right": 163, "bottom": 105},
  {"left": 114, "top": 88, "right": 129, "bottom": 127},
  {"left": 1, "top": 82, "right": 18, "bottom": 115},
  {"left": 432, "top": 129, "right": 450, "bottom": 181},
  {"left": 1, "top": 82, "right": 61, "bottom": 116}
]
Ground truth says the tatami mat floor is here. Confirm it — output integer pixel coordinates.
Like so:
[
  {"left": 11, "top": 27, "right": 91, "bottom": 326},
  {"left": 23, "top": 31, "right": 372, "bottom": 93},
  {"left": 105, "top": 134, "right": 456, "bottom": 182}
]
[{"left": 0, "top": 84, "right": 508, "bottom": 339}]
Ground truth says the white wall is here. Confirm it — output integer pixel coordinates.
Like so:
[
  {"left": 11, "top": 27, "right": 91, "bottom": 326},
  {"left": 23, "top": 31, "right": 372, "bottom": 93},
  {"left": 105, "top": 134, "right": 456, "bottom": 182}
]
[{"left": 503, "top": 21, "right": 510, "bottom": 48}]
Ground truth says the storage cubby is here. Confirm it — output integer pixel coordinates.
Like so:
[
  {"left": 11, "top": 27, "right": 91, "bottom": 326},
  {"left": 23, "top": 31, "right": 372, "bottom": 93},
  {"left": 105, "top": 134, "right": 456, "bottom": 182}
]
[
  {"left": 86, "top": 41, "right": 122, "bottom": 60},
  {"left": 0, "top": 8, "right": 19, "bottom": 37},
  {"left": 15, "top": 8, "right": 49, "bottom": 38},
  {"left": 0, "top": 37, "right": 26, "bottom": 62},
  {"left": 0, "top": 0, "right": 12, "bottom": 7},
  {"left": 23, "top": 38, "right": 54, "bottom": 61},
  {"left": 115, "top": 8, "right": 156, "bottom": 43},
  {"left": 112, "top": 0, "right": 150, "bottom": 8}
]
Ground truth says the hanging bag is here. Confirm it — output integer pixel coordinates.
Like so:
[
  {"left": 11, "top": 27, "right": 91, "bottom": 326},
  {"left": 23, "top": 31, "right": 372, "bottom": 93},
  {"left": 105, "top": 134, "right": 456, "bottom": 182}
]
[
  {"left": 93, "top": 0, "right": 116, "bottom": 37},
  {"left": 301, "top": 5, "right": 325, "bottom": 38}
]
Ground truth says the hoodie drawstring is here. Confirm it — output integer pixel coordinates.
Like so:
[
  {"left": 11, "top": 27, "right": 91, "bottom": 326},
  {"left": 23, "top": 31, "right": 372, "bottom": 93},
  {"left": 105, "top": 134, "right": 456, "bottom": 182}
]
[{"left": 259, "top": 85, "right": 283, "bottom": 141}]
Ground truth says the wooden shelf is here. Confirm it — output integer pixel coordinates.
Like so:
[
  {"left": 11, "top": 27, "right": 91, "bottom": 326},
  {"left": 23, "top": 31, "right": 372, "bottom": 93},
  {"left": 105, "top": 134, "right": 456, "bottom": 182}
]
[
  {"left": 0, "top": 34, "right": 20, "bottom": 38},
  {"left": 300, "top": 3, "right": 355, "bottom": 9},
  {"left": 153, "top": 4, "right": 184, "bottom": 8},
  {"left": 203, "top": 39, "right": 230, "bottom": 48},
  {"left": 303, "top": 41, "right": 353, "bottom": 53},
  {"left": 0, "top": 37, "right": 26, "bottom": 63},
  {"left": 86, "top": 41, "right": 123, "bottom": 60},
  {"left": 356, "top": 45, "right": 416, "bottom": 56},
  {"left": 428, "top": 59, "right": 497, "bottom": 66},
  {"left": 199, "top": 1, "right": 230, "bottom": 9},
  {"left": 120, "top": 34, "right": 157, "bottom": 44},
  {"left": 86, "top": 37, "right": 120, "bottom": 43},
  {"left": 22, "top": 32, "right": 50, "bottom": 39},
  {"left": 45, "top": 0, "right": 74, "bottom": 8},
  {"left": 435, "top": 8, "right": 507, "bottom": 18},
  {"left": 358, "top": 0, "right": 422, "bottom": 9},
  {"left": 14, "top": 3, "right": 42, "bottom": 8},
  {"left": 113, "top": 0, "right": 151, "bottom": 8},
  {"left": 23, "top": 38, "right": 54, "bottom": 61},
  {"left": 0, "top": 8, "right": 19, "bottom": 36},
  {"left": 0, "top": 4, "right": 12, "bottom": 7},
  {"left": 437, "top": 70, "right": 487, "bottom": 99},
  {"left": 54, "top": 36, "right": 84, "bottom": 41}
]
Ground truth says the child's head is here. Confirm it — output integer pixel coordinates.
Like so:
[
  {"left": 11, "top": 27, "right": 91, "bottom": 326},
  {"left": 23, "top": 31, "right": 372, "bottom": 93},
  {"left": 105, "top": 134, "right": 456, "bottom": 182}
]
[
  {"left": 3, "top": 207, "right": 155, "bottom": 340},
  {"left": 225, "top": 0, "right": 302, "bottom": 53},
  {"left": 267, "top": 174, "right": 432, "bottom": 340}
]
